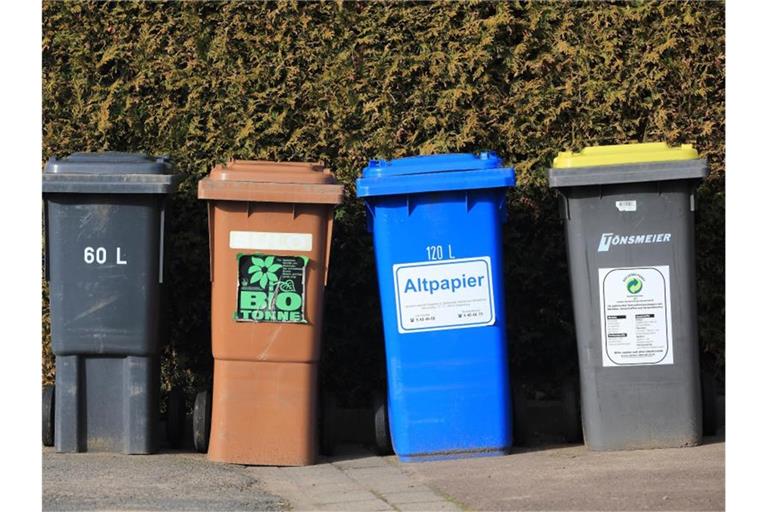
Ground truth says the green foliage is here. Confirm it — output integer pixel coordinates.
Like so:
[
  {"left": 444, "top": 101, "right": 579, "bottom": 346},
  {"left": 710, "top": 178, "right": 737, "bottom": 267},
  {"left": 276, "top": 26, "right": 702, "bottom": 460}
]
[{"left": 42, "top": 1, "right": 725, "bottom": 399}]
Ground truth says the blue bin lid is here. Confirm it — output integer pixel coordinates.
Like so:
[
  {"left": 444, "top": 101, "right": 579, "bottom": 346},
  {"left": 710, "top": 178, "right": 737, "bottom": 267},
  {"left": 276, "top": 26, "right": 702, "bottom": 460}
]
[
  {"left": 43, "top": 152, "right": 177, "bottom": 194},
  {"left": 356, "top": 152, "right": 515, "bottom": 198}
]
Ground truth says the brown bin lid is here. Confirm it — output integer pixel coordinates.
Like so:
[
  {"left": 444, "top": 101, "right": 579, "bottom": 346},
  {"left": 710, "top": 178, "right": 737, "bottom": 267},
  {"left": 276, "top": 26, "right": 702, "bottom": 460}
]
[{"left": 198, "top": 160, "right": 344, "bottom": 204}]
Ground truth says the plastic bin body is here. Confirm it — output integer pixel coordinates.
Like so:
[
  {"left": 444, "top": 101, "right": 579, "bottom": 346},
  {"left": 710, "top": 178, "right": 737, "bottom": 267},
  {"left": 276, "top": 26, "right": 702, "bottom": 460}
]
[
  {"left": 357, "top": 153, "right": 516, "bottom": 462},
  {"left": 43, "top": 152, "right": 176, "bottom": 454},
  {"left": 198, "top": 160, "right": 343, "bottom": 466},
  {"left": 548, "top": 143, "right": 708, "bottom": 450}
]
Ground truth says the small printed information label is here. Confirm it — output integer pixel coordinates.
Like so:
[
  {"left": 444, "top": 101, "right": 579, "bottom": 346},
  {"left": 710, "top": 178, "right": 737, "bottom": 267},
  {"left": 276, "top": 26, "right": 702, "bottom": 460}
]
[
  {"left": 615, "top": 200, "right": 637, "bottom": 212},
  {"left": 599, "top": 265, "right": 674, "bottom": 367},
  {"left": 393, "top": 257, "right": 495, "bottom": 334}
]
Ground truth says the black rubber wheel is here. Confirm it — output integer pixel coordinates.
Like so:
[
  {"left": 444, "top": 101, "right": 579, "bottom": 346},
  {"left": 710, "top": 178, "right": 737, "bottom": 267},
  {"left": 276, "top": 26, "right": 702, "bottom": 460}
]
[
  {"left": 42, "top": 385, "right": 55, "bottom": 447},
  {"left": 373, "top": 391, "right": 393, "bottom": 455},
  {"left": 167, "top": 387, "right": 186, "bottom": 448},
  {"left": 319, "top": 390, "right": 337, "bottom": 456},
  {"left": 701, "top": 368, "right": 718, "bottom": 436},
  {"left": 193, "top": 389, "right": 212, "bottom": 453},
  {"left": 561, "top": 379, "right": 583, "bottom": 444},
  {"left": 512, "top": 380, "right": 529, "bottom": 446}
]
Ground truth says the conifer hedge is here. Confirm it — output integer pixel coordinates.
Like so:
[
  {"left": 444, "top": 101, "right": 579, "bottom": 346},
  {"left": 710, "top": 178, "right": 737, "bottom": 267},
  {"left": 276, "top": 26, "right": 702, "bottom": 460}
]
[{"left": 42, "top": 1, "right": 725, "bottom": 403}]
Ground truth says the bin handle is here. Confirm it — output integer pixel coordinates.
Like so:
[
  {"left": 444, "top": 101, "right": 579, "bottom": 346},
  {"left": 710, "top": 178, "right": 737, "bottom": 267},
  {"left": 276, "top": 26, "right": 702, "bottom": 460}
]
[
  {"left": 364, "top": 200, "right": 375, "bottom": 233},
  {"left": 158, "top": 198, "right": 166, "bottom": 285},
  {"left": 496, "top": 190, "right": 509, "bottom": 223},
  {"left": 207, "top": 202, "right": 214, "bottom": 282},
  {"left": 324, "top": 208, "right": 334, "bottom": 286},
  {"left": 43, "top": 200, "right": 50, "bottom": 282},
  {"left": 558, "top": 193, "right": 571, "bottom": 221}
]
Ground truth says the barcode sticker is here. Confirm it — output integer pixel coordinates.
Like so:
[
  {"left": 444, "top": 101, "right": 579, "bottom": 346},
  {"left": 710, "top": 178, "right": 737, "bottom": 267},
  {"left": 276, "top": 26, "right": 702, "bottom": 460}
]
[{"left": 615, "top": 200, "right": 637, "bottom": 212}]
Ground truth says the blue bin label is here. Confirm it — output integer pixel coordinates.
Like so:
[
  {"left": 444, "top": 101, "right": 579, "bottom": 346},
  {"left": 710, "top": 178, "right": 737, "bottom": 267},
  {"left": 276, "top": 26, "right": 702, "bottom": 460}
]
[{"left": 392, "top": 257, "right": 495, "bottom": 334}]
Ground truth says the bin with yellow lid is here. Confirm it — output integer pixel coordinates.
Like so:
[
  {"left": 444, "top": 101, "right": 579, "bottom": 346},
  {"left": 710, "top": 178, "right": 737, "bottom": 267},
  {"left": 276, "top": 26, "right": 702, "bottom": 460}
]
[{"left": 548, "top": 142, "right": 708, "bottom": 450}]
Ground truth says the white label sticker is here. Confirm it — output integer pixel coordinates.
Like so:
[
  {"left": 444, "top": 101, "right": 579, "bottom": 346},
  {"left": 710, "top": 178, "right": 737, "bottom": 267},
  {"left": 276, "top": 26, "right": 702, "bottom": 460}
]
[
  {"left": 599, "top": 266, "right": 674, "bottom": 367},
  {"left": 615, "top": 200, "right": 637, "bottom": 212},
  {"left": 393, "top": 257, "right": 495, "bottom": 334},
  {"left": 229, "top": 231, "right": 313, "bottom": 252}
]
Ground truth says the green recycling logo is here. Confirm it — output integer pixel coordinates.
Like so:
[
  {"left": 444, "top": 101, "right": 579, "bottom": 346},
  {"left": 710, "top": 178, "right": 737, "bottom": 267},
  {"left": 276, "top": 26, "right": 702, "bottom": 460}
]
[
  {"left": 247, "top": 256, "right": 282, "bottom": 288},
  {"left": 626, "top": 277, "right": 643, "bottom": 294}
]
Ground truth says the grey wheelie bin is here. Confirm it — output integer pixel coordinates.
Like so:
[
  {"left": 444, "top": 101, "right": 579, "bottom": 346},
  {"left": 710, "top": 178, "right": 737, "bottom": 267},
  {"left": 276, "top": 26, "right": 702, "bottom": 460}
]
[
  {"left": 42, "top": 152, "right": 178, "bottom": 453},
  {"left": 548, "top": 142, "right": 708, "bottom": 450}
]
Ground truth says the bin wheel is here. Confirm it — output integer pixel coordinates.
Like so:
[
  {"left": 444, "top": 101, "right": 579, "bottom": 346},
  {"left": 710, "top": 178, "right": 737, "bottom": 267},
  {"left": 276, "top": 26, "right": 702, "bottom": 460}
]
[
  {"left": 701, "top": 367, "right": 718, "bottom": 436},
  {"left": 43, "top": 385, "right": 55, "bottom": 447},
  {"left": 512, "top": 380, "right": 529, "bottom": 446},
  {"left": 561, "top": 379, "right": 583, "bottom": 444},
  {"left": 319, "top": 390, "right": 337, "bottom": 457},
  {"left": 373, "top": 391, "right": 393, "bottom": 455},
  {"left": 193, "top": 389, "right": 212, "bottom": 453},
  {"left": 167, "top": 387, "right": 186, "bottom": 448}
]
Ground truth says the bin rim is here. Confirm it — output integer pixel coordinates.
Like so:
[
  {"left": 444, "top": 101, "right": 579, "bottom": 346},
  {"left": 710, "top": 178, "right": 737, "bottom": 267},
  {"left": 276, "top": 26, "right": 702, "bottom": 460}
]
[
  {"left": 42, "top": 174, "right": 179, "bottom": 194},
  {"left": 356, "top": 152, "right": 515, "bottom": 198},
  {"left": 547, "top": 159, "right": 708, "bottom": 188},
  {"left": 197, "top": 159, "right": 344, "bottom": 205},
  {"left": 42, "top": 152, "right": 177, "bottom": 194}
]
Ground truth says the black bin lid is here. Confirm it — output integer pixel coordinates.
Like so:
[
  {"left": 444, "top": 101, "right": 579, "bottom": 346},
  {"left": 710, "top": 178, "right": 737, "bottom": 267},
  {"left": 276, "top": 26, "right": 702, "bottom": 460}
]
[{"left": 43, "top": 152, "right": 177, "bottom": 194}]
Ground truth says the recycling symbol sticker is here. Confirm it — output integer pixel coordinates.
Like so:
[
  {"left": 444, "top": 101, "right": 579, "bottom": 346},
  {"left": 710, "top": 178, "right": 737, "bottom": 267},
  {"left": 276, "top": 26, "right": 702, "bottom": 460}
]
[{"left": 626, "top": 276, "right": 643, "bottom": 294}]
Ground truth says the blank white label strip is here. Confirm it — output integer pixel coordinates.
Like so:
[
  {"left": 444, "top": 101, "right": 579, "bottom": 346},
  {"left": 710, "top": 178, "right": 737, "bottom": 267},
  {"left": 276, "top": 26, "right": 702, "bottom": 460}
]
[{"left": 229, "top": 231, "right": 313, "bottom": 252}]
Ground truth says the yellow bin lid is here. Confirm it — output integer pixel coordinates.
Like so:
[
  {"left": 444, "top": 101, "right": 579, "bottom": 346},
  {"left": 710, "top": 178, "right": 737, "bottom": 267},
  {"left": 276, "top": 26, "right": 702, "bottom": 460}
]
[{"left": 552, "top": 142, "right": 699, "bottom": 169}]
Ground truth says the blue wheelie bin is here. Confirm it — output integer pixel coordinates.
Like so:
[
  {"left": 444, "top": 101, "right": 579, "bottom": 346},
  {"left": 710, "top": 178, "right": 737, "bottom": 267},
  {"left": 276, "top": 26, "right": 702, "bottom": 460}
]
[{"left": 356, "top": 152, "right": 516, "bottom": 461}]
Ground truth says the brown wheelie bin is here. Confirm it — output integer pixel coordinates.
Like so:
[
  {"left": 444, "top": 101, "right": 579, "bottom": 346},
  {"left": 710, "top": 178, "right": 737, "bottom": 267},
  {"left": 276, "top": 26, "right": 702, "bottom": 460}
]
[{"left": 198, "top": 160, "right": 344, "bottom": 466}]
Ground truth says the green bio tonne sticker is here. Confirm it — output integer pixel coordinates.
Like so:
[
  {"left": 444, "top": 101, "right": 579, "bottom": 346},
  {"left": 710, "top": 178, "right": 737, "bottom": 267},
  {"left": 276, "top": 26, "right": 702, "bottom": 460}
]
[{"left": 236, "top": 254, "right": 308, "bottom": 323}]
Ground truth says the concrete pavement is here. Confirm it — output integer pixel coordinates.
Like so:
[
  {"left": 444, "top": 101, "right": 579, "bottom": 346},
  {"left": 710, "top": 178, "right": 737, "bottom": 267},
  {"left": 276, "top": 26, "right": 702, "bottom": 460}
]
[
  {"left": 43, "top": 438, "right": 724, "bottom": 511},
  {"left": 394, "top": 440, "right": 725, "bottom": 511},
  {"left": 43, "top": 448, "right": 285, "bottom": 511},
  {"left": 247, "top": 440, "right": 724, "bottom": 512}
]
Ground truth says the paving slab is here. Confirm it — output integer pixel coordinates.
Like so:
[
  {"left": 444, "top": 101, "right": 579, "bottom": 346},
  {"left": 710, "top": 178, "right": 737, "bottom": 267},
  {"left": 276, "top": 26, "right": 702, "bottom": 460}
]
[
  {"left": 246, "top": 446, "right": 459, "bottom": 512},
  {"left": 396, "top": 502, "right": 463, "bottom": 512}
]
